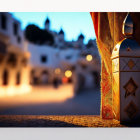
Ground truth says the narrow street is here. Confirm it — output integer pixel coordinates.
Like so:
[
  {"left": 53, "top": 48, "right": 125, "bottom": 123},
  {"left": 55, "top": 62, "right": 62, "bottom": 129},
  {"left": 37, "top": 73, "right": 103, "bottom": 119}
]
[
  {"left": 0, "top": 84, "right": 110, "bottom": 127},
  {"left": 0, "top": 115, "right": 125, "bottom": 127},
  {"left": 0, "top": 84, "right": 100, "bottom": 115}
]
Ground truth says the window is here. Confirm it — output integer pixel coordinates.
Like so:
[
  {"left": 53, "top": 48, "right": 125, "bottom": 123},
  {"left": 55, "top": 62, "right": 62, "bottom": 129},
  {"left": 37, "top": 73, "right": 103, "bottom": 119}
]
[
  {"left": 16, "top": 72, "right": 20, "bottom": 85},
  {"left": 3, "top": 69, "right": 8, "bottom": 85},
  {"left": 17, "top": 36, "right": 21, "bottom": 43},
  {"left": 0, "top": 41, "right": 6, "bottom": 54},
  {"left": 7, "top": 53, "right": 17, "bottom": 67},
  {"left": 41, "top": 55, "right": 47, "bottom": 63},
  {"left": 13, "top": 22, "right": 18, "bottom": 35},
  {"left": 1, "top": 14, "right": 7, "bottom": 30}
]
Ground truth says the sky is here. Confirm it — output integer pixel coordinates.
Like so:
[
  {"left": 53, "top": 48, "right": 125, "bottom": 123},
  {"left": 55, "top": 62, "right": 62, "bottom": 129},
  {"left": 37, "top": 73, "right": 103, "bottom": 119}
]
[{"left": 11, "top": 12, "right": 96, "bottom": 44}]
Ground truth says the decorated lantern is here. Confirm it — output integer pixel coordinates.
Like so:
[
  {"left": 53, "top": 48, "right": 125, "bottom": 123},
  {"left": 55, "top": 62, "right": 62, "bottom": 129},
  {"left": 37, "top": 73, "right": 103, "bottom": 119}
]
[{"left": 111, "top": 13, "right": 140, "bottom": 122}]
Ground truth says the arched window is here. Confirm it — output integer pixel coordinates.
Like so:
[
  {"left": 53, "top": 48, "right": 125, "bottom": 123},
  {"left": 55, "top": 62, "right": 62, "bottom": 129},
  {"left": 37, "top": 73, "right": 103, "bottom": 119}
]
[
  {"left": 16, "top": 72, "right": 20, "bottom": 85},
  {"left": 3, "top": 69, "right": 8, "bottom": 85}
]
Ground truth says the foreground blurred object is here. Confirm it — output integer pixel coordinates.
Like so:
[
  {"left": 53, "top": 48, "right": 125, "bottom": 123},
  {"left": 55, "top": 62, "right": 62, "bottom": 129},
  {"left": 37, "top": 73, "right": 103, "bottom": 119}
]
[
  {"left": 0, "top": 12, "right": 31, "bottom": 96},
  {"left": 90, "top": 12, "right": 140, "bottom": 120},
  {"left": 112, "top": 13, "right": 140, "bottom": 122}
]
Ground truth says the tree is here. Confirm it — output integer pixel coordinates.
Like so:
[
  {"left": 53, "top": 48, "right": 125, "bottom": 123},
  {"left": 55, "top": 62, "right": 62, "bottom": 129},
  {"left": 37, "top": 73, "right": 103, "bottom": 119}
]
[{"left": 25, "top": 24, "right": 54, "bottom": 45}]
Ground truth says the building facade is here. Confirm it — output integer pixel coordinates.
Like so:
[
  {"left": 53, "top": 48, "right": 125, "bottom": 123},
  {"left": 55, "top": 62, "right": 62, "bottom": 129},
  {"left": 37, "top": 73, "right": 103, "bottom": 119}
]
[
  {"left": 27, "top": 17, "right": 101, "bottom": 93},
  {"left": 0, "top": 13, "right": 101, "bottom": 96},
  {"left": 0, "top": 12, "right": 31, "bottom": 96}
]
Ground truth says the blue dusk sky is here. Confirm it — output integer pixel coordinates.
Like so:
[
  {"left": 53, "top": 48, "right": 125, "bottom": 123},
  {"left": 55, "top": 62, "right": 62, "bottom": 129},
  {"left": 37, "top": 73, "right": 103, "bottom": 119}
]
[{"left": 11, "top": 12, "right": 96, "bottom": 44}]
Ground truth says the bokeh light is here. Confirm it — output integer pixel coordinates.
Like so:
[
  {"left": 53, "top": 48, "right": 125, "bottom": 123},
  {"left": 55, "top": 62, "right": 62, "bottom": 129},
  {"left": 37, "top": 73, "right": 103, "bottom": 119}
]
[
  {"left": 55, "top": 68, "right": 61, "bottom": 74},
  {"left": 86, "top": 54, "right": 93, "bottom": 62},
  {"left": 65, "top": 70, "right": 72, "bottom": 78}
]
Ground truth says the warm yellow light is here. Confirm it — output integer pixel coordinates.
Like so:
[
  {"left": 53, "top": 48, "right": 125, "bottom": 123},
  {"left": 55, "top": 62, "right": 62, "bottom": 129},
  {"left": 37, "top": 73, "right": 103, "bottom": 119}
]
[
  {"left": 55, "top": 68, "right": 61, "bottom": 74},
  {"left": 65, "top": 70, "right": 72, "bottom": 78},
  {"left": 0, "top": 84, "right": 31, "bottom": 97},
  {"left": 86, "top": 54, "right": 93, "bottom": 62}
]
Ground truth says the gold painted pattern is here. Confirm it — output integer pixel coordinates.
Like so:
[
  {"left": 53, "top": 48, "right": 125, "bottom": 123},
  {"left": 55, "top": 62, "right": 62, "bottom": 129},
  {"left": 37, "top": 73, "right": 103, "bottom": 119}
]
[
  {"left": 123, "top": 78, "right": 138, "bottom": 98},
  {"left": 112, "top": 58, "right": 119, "bottom": 73},
  {"left": 127, "top": 59, "right": 135, "bottom": 69},
  {"left": 112, "top": 72, "right": 120, "bottom": 120},
  {"left": 124, "top": 101, "right": 138, "bottom": 119}
]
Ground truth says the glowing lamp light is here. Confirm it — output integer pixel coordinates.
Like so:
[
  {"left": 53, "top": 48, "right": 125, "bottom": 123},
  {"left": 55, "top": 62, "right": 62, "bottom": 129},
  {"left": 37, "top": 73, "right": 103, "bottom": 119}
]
[
  {"left": 86, "top": 54, "right": 93, "bottom": 62},
  {"left": 62, "top": 77, "right": 68, "bottom": 83},
  {"left": 55, "top": 68, "right": 61, "bottom": 74},
  {"left": 65, "top": 70, "right": 72, "bottom": 78}
]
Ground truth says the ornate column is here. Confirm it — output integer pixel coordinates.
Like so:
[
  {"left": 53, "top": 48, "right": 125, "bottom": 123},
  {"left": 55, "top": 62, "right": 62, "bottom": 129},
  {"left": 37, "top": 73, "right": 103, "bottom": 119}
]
[{"left": 111, "top": 13, "right": 140, "bottom": 122}]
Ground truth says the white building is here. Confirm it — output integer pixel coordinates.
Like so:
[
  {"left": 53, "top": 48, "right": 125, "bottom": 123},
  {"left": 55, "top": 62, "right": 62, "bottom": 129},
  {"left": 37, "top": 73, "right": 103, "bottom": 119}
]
[
  {"left": 27, "top": 17, "right": 101, "bottom": 93},
  {"left": 0, "top": 13, "right": 100, "bottom": 96},
  {"left": 0, "top": 12, "right": 31, "bottom": 96},
  {"left": 28, "top": 43, "right": 60, "bottom": 84}
]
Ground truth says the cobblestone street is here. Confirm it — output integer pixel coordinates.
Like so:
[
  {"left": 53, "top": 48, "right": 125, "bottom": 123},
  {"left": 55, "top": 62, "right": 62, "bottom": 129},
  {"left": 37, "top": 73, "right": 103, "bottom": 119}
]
[
  {"left": 0, "top": 115, "right": 126, "bottom": 127},
  {"left": 0, "top": 85, "right": 139, "bottom": 127}
]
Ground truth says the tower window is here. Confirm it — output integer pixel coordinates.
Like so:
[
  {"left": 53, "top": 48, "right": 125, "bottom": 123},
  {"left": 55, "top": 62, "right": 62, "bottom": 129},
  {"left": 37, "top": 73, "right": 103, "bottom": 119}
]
[
  {"left": 1, "top": 14, "right": 7, "bottom": 30},
  {"left": 41, "top": 55, "right": 47, "bottom": 63},
  {"left": 13, "top": 22, "right": 18, "bottom": 36}
]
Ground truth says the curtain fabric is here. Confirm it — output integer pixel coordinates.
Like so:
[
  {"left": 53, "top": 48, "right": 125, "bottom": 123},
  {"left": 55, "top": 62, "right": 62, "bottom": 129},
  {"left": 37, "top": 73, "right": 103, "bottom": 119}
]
[{"left": 90, "top": 12, "right": 140, "bottom": 119}]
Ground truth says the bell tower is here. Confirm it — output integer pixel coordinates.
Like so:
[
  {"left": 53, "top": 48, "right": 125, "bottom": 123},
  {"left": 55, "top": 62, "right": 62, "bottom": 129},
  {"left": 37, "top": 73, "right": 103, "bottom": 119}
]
[
  {"left": 58, "top": 28, "right": 64, "bottom": 41},
  {"left": 45, "top": 17, "right": 50, "bottom": 31},
  {"left": 78, "top": 33, "right": 84, "bottom": 44},
  {"left": 111, "top": 13, "right": 140, "bottom": 122}
]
